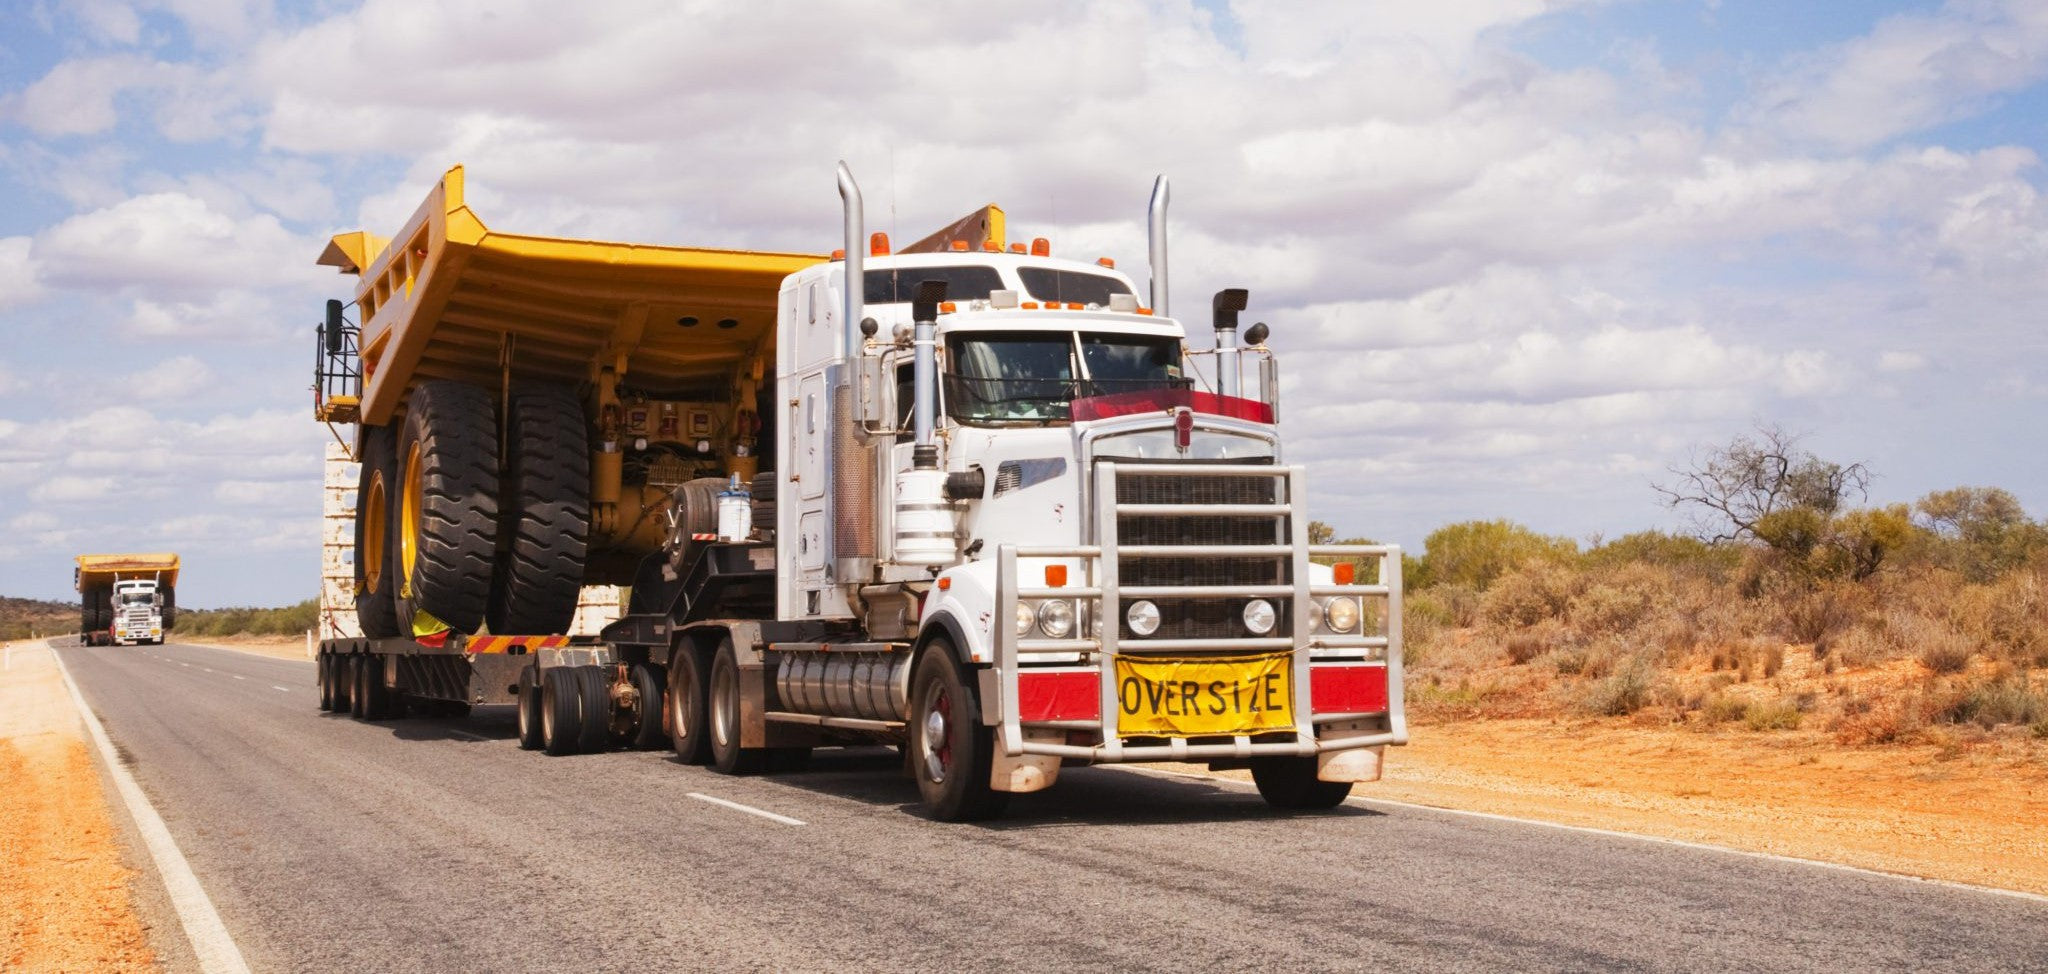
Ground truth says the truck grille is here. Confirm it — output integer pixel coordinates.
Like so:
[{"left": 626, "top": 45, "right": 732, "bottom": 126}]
[{"left": 1112, "top": 464, "right": 1287, "bottom": 641}]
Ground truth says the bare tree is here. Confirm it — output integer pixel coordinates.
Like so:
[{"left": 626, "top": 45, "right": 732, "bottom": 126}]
[{"left": 1655, "top": 423, "right": 1872, "bottom": 543}]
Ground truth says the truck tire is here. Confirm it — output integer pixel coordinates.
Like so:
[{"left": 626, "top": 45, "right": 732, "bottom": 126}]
[
  {"left": 1250, "top": 756, "right": 1352, "bottom": 810},
  {"left": 395, "top": 380, "right": 499, "bottom": 634},
  {"left": 708, "top": 638, "right": 765, "bottom": 774},
  {"left": 909, "top": 640, "right": 1010, "bottom": 822},
  {"left": 488, "top": 387, "right": 589, "bottom": 635},
  {"left": 627, "top": 663, "right": 667, "bottom": 750},
  {"left": 667, "top": 643, "right": 711, "bottom": 765},
  {"left": 541, "top": 666, "right": 581, "bottom": 756},
  {"left": 354, "top": 425, "right": 402, "bottom": 638},
  {"left": 331, "top": 652, "right": 354, "bottom": 715},
  {"left": 318, "top": 652, "right": 335, "bottom": 711},
  {"left": 575, "top": 666, "right": 612, "bottom": 753},
  {"left": 348, "top": 655, "right": 370, "bottom": 719},
  {"left": 516, "top": 665, "right": 545, "bottom": 750}
]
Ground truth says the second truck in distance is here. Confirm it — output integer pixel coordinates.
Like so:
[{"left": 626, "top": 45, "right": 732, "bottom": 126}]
[{"left": 311, "top": 164, "right": 1404, "bottom": 820}]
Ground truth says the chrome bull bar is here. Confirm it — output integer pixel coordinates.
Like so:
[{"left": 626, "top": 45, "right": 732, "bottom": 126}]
[{"left": 993, "top": 461, "right": 1406, "bottom": 762}]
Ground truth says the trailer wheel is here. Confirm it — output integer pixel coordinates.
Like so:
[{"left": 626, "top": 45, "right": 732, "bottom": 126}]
[
  {"left": 909, "top": 641, "right": 1010, "bottom": 822},
  {"left": 332, "top": 652, "right": 354, "bottom": 715},
  {"left": 488, "top": 387, "right": 589, "bottom": 635},
  {"left": 516, "top": 665, "right": 545, "bottom": 750},
  {"left": 1249, "top": 756, "right": 1352, "bottom": 810},
  {"left": 317, "top": 653, "right": 335, "bottom": 711},
  {"left": 541, "top": 667, "right": 582, "bottom": 756},
  {"left": 395, "top": 380, "right": 500, "bottom": 634},
  {"left": 575, "top": 666, "right": 612, "bottom": 753},
  {"left": 667, "top": 644, "right": 711, "bottom": 765},
  {"left": 348, "top": 655, "right": 370, "bottom": 719},
  {"left": 355, "top": 425, "right": 402, "bottom": 638},
  {"left": 627, "top": 663, "right": 667, "bottom": 750},
  {"left": 708, "top": 639, "right": 765, "bottom": 774}
]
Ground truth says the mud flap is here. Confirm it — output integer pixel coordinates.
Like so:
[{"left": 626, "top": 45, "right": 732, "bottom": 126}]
[
  {"left": 1316, "top": 719, "right": 1386, "bottom": 783},
  {"left": 991, "top": 737, "right": 1061, "bottom": 793}
]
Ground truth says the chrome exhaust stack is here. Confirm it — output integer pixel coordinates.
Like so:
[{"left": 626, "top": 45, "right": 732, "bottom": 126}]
[
  {"left": 1148, "top": 175, "right": 1169, "bottom": 317},
  {"left": 836, "top": 161, "right": 865, "bottom": 358},
  {"left": 1213, "top": 287, "right": 1248, "bottom": 398}
]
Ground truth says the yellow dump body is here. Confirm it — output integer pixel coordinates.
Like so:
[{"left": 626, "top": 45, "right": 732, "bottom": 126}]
[
  {"left": 317, "top": 166, "right": 826, "bottom": 427},
  {"left": 75, "top": 553, "right": 181, "bottom": 591}
]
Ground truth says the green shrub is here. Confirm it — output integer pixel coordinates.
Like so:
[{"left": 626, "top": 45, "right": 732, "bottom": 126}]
[
  {"left": 1481, "top": 565, "right": 1580, "bottom": 627},
  {"left": 1576, "top": 655, "right": 1658, "bottom": 716},
  {"left": 1742, "top": 699, "right": 1803, "bottom": 731},
  {"left": 1417, "top": 520, "right": 1578, "bottom": 591},
  {"left": 1938, "top": 678, "right": 2048, "bottom": 729}
]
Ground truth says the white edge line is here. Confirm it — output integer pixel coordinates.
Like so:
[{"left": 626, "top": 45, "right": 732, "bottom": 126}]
[
  {"left": 687, "top": 792, "right": 806, "bottom": 826},
  {"left": 51, "top": 644, "right": 255, "bottom": 974},
  {"left": 1126, "top": 765, "right": 2048, "bottom": 907},
  {"left": 231, "top": 675, "right": 246, "bottom": 681},
  {"left": 270, "top": 685, "right": 290, "bottom": 692}
]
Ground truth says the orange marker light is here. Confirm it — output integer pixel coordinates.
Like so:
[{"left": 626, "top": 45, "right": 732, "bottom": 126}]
[
  {"left": 1010, "top": 243, "right": 1027, "bottom": 253},
  {"left": 1334, "top": 563, "right": 1356, "bottom": 585},
  {"left": 1097, "top": 257, "right": 1115, "bottom": 268},
  {"left": 1045, "top": 565, "right": 1068, "bottom": 588},
  {"left": 1031, "top": 237, "right": 1050, "bottom": 257},
  {"left": 831, "top": 248, "right": 845, "bottom": 260},
  {"left": 1021, "top": 301, "right": 1040, "bottom": 309},
  {"left": 983, "top": 240, "right": 1002, "bottom": 252},
  {"left": 938, "top": 576, "right": 952, "bottom": 591},
  {"left": 1135, "top": 308, "right": 1153, "bottom": 316},
  {"left": 869, "top": 232, "right": 891, "bottom": 256},
  {"left": 950, "top": 240, "right": 970, "bottom": 251},
  {"left": 1066, "top": 302, "right": 1083, "bottom": 310},
  {"left": 939, "top": 301, "right": 957, "bottom": 313}
]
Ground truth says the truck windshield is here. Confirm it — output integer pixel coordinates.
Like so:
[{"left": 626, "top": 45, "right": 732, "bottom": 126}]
[
  {"left": 120, "top": 593, "right": 151, "bottom": 604},
  {"left": 866, "top": 266, "right": 1006, "bottom": 304},
  {"left": 945, "top": 331, "right": 1185, "bottom": 425}
]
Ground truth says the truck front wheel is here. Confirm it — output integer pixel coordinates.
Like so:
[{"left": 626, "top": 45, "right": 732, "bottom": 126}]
[
  {"left": 1249, "top": 755, "right": 1352, "bottom": 810},
  {"left": 909, "top": 641, "right": 1010, "bottom": 822}
]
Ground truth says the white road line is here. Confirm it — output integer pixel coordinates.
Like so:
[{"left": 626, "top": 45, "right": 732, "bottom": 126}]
[
  {"left": 231, "top": 675, "right": 246, "bottom": 681},
  {"left": 201, "top": 667, "right": 212, "bottom": 673},
  {"left": 51, "top": 649, "right": 254, "bottom": 974},
  {"left": 1128, "top": 765, "right": 2048, "bottom": 906},
  {"left": 4, "top": 646, "right": 12, "bottom": 670},
  {"left": 271, "top": 685, "right": 291, "bottom": 692},
  {"left": 446, "top": 730, "right": 491, "bottom": 743},
  {"left": 687, "top": 792, "right": 806, "bottom": 826},
  {"left": 180, "top": 662, "right": 191, "bottom": 667}
]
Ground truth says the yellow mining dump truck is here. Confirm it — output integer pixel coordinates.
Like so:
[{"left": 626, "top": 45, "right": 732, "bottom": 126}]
[
  {"left": 75, "top": 553, "right": 180, "bottom": 646},
  {"left": 314, "top": 165, "right": 822, "bottom": 639}
]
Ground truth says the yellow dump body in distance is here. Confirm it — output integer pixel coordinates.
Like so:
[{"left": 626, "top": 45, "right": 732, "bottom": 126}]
[
  {"left": 75, "top": 553, "right": 181, "bottom": 591},
  {"left": 317, "top": 166, "right": 827, "bottom": 427}
]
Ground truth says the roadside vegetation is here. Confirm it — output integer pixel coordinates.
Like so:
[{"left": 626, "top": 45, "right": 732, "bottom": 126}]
[
  {"left": 173, "top": 599, "right": 321, "bottom": 638},
  {"left": 1328, "top": 423, "right": 2048, "bottom": 750}
]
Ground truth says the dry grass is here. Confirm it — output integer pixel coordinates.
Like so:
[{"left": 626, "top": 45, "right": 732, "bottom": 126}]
[{"left": 1403, "top": 553, "right": 2048, "bottom": 752}]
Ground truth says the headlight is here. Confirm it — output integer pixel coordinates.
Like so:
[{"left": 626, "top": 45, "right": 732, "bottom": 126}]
[
  {"left": 1126, "top": 599, "right": 1161, "bottom": 637},
  {"left": 1324, "top": 597, "right": 1360, "bottom": 634},
  {"left": 1015, "top": 602, "right": 1036, "bottom": 636},
  {"left": 1242, "top": 599, "right": 1277, "bottom": 635},
  {"left": 1037, "top": 599, "right": 1076, "bottom": 638}
]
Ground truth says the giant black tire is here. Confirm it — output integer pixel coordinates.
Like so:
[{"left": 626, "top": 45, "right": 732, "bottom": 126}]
[
  {"left": 909, "top": 641, "right": 1010, "bottom": 822},
  {"left": 161, "top": 585, "right": 177, "bottom": 631},
  {"left": 666, "top": 643, "right": 711, "bottom": 765},
  {"left": 488, "top": 387, "right": 590, "bottom": 635},
  {"left": 1249, "top": 755, "right": 1353, "bottom": 810},
  {"left": 82, "top": 585, "right": 109, "bottom": 638},
  {"left": 354, "top": 425, "right": 402, "bottom": 638},
  {"left": 541, "top": 666, "right": 582, "bottom": 756},
  {"left": 627, "top": 663, "right": 667, "bottom": 751},
  {"left": 707, "top": 639, "right": 765, "bottom": 775},
  {"left": 575, "top": 666, "right": 612, "bottom": 754},
  {"left": 348, "top": 655, "right": 370, "bottom": 719},
  {"left": 394, "top": 380, "right": 499, "bottom": 635},
  {"left": 516, "top": 665, "right": 545, "bottom": 750}
]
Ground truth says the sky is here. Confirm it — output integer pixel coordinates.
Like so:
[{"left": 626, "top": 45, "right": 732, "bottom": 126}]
[{"left": 1, "top": 0, "right": 2045, "bottom": 607}]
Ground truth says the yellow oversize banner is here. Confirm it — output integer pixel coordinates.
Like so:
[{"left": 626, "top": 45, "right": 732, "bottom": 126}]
[{"left": 1113, "top": 652, "right": 1295, "bottom": 737}]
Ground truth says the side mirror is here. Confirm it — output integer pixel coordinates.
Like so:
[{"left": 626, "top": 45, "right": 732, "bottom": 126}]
[{"left": 324, "top": 299, "right": 346, "bottom": 355}]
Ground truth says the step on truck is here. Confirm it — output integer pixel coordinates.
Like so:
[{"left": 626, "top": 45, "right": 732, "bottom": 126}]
[
  {"left": 310, "top": 164, "right": 1404, "bottom": 820},
  {"left": 76, "top": 553, "right": 180, "bottom": 646}
]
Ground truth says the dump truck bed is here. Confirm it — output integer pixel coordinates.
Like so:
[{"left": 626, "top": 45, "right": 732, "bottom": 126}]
[
  {"left": 75, "top": 553, "right": 181, "bottom": 590},
  {"left": 317, "top": 166, "right": 826, "bottom": 427}
]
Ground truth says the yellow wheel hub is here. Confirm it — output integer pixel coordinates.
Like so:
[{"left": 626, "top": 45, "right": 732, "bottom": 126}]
[
  {"left": 364, "top": 471, "right": 388, "bottom": 594},
  {"left": 400, "top": 440, "right": 423, "bottom": 598}
]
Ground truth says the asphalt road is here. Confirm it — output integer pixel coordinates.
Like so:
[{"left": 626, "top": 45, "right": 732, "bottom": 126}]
[{"left": 59, "top": 639, "right": 2048, "bottom": 973}]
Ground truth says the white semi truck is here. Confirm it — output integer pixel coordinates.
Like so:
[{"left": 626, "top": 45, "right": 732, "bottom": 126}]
[
  {"left": 75, "top": 553, "right": 179, "bottom": 646},
  {"left": 312, "top": 165, "right": 1404, "bottom": 820}
]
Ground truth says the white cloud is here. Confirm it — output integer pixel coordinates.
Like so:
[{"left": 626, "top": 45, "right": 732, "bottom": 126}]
[
  {"left": 123, "top": 354, "right": 218, "bottom": 400},
  {"left": 1878, "top": 350, "right": 1928, "bottom": 373},
  {"left": 0, "top": 237, "right": 43, "bottom": 310},
  {"left": 30, "top": 474, "right": 120, "bottom": 504},
  {"left": 35, "top": 192, "right": 319, "bottom": 299}
]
